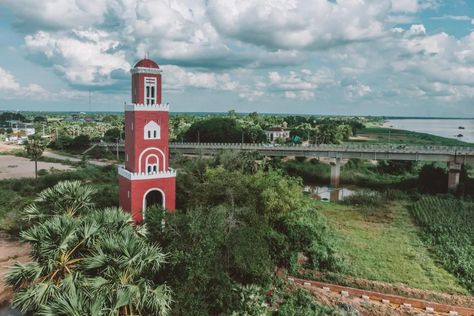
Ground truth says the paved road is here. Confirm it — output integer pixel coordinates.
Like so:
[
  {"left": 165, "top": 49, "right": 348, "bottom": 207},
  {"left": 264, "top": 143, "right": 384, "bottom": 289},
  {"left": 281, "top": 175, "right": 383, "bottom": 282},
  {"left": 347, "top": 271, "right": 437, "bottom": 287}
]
[{"left": 43, "top": 151, "right": 112, "bottom": 167}]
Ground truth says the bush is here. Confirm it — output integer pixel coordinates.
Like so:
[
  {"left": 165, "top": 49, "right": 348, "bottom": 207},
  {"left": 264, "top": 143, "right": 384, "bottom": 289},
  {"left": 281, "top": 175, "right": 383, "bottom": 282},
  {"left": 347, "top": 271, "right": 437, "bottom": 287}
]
[
  {"left": 277, "top": 289, "right": 348, "bottom": 316},
  {"left": 37, "top": 169, "right": 48, "bottom": 176},
  {"left": 343, "top": 190, "right": 385, "bottom": 208}
]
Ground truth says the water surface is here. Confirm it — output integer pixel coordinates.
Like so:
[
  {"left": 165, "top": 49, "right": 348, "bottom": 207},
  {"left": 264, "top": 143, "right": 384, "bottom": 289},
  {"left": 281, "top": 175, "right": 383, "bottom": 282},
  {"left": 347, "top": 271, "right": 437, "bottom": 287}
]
[{"left": 383, "top": 119, "right": 474, "bottom": 144}]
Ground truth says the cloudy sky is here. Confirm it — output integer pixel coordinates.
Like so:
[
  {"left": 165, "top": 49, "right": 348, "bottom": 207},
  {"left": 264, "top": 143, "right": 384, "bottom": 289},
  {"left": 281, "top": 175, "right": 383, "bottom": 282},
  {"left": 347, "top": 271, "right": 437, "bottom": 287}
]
[{"left": 0, "top": 0, "right": 473, "bottom": 116}]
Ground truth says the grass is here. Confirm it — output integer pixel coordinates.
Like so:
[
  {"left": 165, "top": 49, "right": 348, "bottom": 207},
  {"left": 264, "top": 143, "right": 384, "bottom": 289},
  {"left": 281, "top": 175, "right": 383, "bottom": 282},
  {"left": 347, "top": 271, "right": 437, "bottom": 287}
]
[
  {"left": 317, "top": 200, "right": 469, "bottom": 295},
  {"left": 353, "top": 127, "right": 471, "bottom": 146}
]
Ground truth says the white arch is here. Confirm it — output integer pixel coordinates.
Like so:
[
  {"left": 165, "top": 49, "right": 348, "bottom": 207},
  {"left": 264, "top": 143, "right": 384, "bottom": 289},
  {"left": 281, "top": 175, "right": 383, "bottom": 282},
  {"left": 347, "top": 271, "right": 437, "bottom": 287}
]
[
  {"left": 144, "top": 120, "right": 161, "bottom": 139},
  {"left": 138, "top": 147, "right": 166, "bottom": 173},
  {"left": 146, "top": 154, "right": 160, "bottom": 173},
  {"left": 142, "top": 188, "right": 166, "bottom": 219}
]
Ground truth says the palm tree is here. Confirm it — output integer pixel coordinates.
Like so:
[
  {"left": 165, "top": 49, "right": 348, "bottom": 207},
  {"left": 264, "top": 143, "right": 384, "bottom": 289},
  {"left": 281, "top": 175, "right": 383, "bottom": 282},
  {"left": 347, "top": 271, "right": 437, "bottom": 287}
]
[
  {"left": 22, "top": 180, "right": 96, "bottom": 223},
  {"left": 24, "top": 137, "right": 46, "bottom": 180},
  {"left": 6, "top": 181, "right": 172, "bottom": 315}
]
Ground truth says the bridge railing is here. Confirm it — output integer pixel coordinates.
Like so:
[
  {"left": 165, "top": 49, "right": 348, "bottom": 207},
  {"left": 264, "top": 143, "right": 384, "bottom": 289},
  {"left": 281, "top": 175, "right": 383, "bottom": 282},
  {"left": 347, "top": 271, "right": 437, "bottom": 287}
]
[
  {"left": 95, "top": 141, "right": 474, "bottom": 155},
  {"left": 168, "top": 142, "right": 474, "bottom": 154}
]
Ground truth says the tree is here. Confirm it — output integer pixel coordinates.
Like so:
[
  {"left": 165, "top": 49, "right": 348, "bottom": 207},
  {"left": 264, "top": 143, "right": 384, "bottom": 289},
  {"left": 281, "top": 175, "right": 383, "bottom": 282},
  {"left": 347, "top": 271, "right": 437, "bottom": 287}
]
[
  {"left": 24, "top": 137, "right": 46, "bottom": 180},
  {"left": 6, "top": 181, "right": 171, "bottom": 315},
  {"left": 71, "top": 134, "right": 91, "bottom": 149},
  {"left": 184, "top": 117, "right": 243, "bottom": 143},
  {"left": 418, "top": 164, "right": 447, "bottom": 194},
  {"left": 104, "top": 127, "right": 122, "bottom": 142}
]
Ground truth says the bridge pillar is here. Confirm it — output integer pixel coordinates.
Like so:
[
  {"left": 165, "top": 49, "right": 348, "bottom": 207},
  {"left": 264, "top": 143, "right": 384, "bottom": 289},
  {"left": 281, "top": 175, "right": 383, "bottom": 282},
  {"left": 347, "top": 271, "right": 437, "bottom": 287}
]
[
  {"left": 330, "top": 158, "right": 341, "bottom": 188},
  {"left": 447, "top": 161, "right": 462, "bottom": 191}
]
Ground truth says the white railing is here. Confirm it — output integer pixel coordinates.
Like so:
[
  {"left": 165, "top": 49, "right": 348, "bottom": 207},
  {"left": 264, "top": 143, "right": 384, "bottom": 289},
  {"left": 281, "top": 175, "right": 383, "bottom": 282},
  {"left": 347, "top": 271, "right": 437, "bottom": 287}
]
[
  {"left": 118, "top": 165, "right": 176, "bottom": 180},
  {"left": 124, "top": 103, "right": 170, "bottom": 112}
]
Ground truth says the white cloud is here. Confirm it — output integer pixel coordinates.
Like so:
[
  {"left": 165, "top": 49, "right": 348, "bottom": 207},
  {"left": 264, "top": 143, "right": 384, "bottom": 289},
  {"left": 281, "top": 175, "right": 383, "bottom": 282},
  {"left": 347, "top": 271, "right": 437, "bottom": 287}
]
[
  {"left": 207, "top": 0, "right": 389, "bottom": 50},
  {"left": 391, "top": 0, "right": 418, "bottom": 13},
  {"left": 0, "top": 67, "right": 49, "bottom": 99},
  {"left": 431, "top": 15, "right": 471, "bottom": 21},
  {"left": 346, "top": 82, "right": 372, "bottom": 98},
  {"left": 163, "top": 65, "right": 241, "bottom": 92},
  {"left": 25, "top": 29, "right": 130, "bottom": 86},
  {"left": 268, "top": 68, "right": 337, "bottom": 99},
  {"left": 405, "top": 24, "right": 426, "bottom": 37},
  {"left": 1, "top": 0, "right": 108, "bottom": 29}
]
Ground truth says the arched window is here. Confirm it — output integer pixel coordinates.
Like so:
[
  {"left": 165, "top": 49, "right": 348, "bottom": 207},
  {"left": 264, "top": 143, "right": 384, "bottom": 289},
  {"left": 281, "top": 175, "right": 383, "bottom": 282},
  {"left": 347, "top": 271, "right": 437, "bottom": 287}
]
[
  {"left": 146, "top": 155, "right": 159, "bottom": 174},
  {"left": 144, "top": 121, "right": 161, "bottom": 140},
  {"left": 145, "top": 77, "right": 157, "bottom": 105}
]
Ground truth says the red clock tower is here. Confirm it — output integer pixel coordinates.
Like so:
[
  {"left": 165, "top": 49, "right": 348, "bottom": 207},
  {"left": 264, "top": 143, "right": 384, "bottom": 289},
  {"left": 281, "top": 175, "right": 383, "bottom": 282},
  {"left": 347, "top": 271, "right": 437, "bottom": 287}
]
[{"left": 118, "top": 58, "right": 176, "bottom": 223}]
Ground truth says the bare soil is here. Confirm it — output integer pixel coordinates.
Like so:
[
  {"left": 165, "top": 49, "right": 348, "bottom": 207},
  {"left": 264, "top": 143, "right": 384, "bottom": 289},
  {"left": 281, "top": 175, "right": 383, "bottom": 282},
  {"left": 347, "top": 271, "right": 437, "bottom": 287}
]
[
  {"left": 0, "top": 237, "right": 30, "bottom": 305},
  {"left": 0, "top": 155, "right": 72, "bottom": 179}
]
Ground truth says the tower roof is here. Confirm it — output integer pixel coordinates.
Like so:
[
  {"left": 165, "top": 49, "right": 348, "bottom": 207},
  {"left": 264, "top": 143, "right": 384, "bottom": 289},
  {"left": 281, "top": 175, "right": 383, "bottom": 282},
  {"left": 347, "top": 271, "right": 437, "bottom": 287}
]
[{"left": 134, "top": 58, "right": 160, "bottom": 69}]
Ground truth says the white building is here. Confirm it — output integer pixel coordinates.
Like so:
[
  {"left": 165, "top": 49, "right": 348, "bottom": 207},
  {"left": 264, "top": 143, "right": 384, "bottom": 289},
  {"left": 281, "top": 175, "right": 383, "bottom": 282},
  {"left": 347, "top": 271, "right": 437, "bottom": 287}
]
[
  {"left": 265, "top": 127, "right": 290, "bottom": 143},
  {"left": 7, "top": 121, "right": 35, "bottom": 136}
]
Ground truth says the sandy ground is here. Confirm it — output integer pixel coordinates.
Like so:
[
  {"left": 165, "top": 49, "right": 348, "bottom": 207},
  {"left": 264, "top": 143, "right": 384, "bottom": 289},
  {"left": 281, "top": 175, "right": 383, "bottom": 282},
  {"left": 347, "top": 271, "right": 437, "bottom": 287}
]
[
  {"left": 0, "top": 237, "right": 30, "bottom": 306},
  {"left": 0, "top": 155, "right": 73, "bottom": 180}
]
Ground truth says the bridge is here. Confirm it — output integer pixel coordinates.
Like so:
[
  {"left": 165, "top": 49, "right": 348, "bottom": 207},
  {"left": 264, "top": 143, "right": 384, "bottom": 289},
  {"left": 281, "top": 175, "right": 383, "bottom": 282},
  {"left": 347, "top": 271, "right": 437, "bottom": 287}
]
[{"left": 96, "top": 142, "right": 474, "bottom": 190}]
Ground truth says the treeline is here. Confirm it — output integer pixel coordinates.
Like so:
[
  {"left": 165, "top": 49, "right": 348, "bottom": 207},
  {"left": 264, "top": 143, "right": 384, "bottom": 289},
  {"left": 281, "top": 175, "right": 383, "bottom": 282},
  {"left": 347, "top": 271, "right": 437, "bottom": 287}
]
[{"left": 172, "top": 112, "right": 367, "bottom": 144}]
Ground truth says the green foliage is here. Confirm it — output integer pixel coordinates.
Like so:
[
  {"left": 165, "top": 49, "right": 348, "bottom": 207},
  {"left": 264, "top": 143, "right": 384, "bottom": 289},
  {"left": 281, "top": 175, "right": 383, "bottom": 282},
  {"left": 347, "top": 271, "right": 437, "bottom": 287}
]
[
  {"left": 104, "top": 127, "right": 122, "bottom": 141},
  {"left": 418, "top": 164, "right": 447, "bottom": 194},
  {"left": 70, "top": 134, "right": 91, "bottom": 149},
  {"left": 274, "top": 209, "right": 344, "bottom": 273},
  {"left": 377, "top": 160, "right": 415, "bottom": 175},
  {"left": 231, "top": 284, "right": 268, "bottom": 316},
  {"left": 343, "top": 190, "right": 386, "bottom": 209},
  {"left": 277, "top": 289, "right": 347, "bottom": 316},
  {"left": 24, "top": 137, "right": 46, "bottom": 161},
  {"left": 148, "top": 154, "right": 344, "bottom": 315},
  {"left": 410, "top": 197, "right": 474, "bottom": 293},
  {"left": 6, "top": 182, "right": 171, "bottom": 315},
  {"left": 184, "top": 117, "right": 243, "bottom": 143},
  {"left": 0, "top": 165, "right": 119, "bottom": 232},
  {"left": 0, "top": 112, "right": 27, "bottom": 124},
  {"left": 282, "top": 159, "right": 330, "bottom": 183}
]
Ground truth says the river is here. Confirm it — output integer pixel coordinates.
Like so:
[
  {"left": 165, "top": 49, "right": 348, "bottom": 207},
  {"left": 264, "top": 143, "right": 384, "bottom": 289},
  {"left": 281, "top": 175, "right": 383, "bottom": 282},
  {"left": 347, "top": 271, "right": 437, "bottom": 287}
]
[{"left": 383, "top": 119, "right": 474, "bottom": 144}]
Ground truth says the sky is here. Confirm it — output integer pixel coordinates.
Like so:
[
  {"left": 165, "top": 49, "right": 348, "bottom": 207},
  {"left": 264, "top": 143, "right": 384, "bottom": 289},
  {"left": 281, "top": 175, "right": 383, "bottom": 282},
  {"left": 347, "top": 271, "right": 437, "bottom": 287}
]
[{"left": 0, "top": 0, "right": 474, "bottom": 116}]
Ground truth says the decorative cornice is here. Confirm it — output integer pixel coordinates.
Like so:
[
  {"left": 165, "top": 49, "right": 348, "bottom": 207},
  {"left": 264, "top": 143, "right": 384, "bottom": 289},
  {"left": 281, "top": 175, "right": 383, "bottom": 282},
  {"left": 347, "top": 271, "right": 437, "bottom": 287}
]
[
  {"left": 130, "top": 67, "right": 163, "bottom": 75},
  {"left": 118, "top": 166, "right": 176, "bottom": 180},
  {"left": 124, "top": 103, "right": 170, "bottom": 112}
]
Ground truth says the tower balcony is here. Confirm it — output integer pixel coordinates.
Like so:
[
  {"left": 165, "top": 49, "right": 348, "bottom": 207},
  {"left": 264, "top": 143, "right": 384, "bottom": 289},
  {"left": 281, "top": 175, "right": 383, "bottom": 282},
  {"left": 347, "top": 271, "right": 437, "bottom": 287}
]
[
  {"left": 118, "top": 165, "right": 176, "bottom": 180},
  {"left": 124, "top": 103, "right": 170, "bottom": 112}
]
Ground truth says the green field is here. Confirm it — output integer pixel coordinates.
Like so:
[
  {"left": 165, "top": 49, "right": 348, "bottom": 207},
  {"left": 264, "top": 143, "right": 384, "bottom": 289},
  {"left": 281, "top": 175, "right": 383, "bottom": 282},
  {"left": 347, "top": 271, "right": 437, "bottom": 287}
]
[
  {"left": 353, "top": 127, "right": 471, "bottom": 146},
  {"left": 318, "top": 200, "right": 469, "bottom": 294},
  {"left": 411, "top": 197, "right": 474, "bottom": 292}
]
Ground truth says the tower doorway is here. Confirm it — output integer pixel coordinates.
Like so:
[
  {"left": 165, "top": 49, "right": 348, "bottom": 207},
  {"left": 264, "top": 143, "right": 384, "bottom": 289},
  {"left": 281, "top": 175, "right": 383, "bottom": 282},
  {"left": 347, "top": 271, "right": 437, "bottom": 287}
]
[{"left": 144, "top": 189, "right": 164, "bottom": 211}]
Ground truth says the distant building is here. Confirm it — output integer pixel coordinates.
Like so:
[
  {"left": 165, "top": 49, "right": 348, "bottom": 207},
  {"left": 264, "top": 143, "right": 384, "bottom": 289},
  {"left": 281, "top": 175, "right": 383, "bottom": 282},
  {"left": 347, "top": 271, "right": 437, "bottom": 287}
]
[
  {"left": 265, "top": 127, "right": 290, "bottom": 143},
  {"left": 6, "top": 120, "right": 35, "bottom": 136}
]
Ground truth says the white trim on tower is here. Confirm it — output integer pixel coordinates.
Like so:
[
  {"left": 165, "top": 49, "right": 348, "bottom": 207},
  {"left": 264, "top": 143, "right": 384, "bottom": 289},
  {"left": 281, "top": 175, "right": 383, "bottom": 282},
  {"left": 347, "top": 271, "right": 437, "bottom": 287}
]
[{"left": 142, "top": 188, "right": 166, "bottom": 219}]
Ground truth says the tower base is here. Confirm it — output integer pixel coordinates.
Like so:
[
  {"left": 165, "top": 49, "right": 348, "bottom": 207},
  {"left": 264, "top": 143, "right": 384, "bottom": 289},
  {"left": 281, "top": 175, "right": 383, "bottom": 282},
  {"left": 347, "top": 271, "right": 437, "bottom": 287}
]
[{"left": 119, "top": 171, "right": 176, "bottom": 223}]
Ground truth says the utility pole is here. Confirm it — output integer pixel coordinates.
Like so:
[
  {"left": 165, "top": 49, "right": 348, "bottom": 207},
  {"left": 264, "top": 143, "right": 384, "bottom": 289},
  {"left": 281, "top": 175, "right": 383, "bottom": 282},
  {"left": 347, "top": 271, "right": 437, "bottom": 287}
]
[
  {"left": 116, "top": 137, "right": 119, "bottom": 161},
  {"left": 197, "top": 131, "right": 200, "bottom": 144}
]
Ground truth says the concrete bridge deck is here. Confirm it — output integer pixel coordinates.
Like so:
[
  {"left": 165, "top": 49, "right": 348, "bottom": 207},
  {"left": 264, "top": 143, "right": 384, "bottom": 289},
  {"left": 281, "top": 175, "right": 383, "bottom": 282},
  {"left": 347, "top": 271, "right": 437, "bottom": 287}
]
[
  {"left": 168, "top": 142, "right": 474, "bottom": 165},
  {"left": 97, "top": 142, "right": 474, "bottom": 190}
]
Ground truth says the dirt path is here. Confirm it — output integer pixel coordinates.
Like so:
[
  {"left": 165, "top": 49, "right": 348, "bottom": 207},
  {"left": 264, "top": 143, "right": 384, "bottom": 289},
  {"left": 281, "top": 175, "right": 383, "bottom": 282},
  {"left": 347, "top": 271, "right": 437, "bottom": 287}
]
[
  {"left": 42, "top": 150, "right": 111, "bottom": 167},
  {"left": 0, "top": 155, "right": 73, "bottom": 179},
  {"left": 290, "top": 276, "right": 474, "bottom": 315},
  {"left": 0, "top": 237, "right": 30, "bottom": 306}
]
